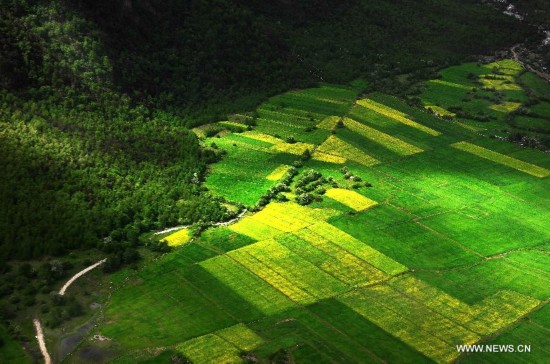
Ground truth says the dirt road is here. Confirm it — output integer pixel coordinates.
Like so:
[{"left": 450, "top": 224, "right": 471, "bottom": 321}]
[
  {"left": 33, "top": 319, "right": 51, "bottom": 364},
  {"left": 59, "top": 258, "right": 107, "bottom": 295}
]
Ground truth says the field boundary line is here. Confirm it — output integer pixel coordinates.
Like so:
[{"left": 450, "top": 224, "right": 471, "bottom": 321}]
[
  {"left": 455, "top": 299, "right": 550, "bottom": 363},
  {"left": 228, "top": 248, "right": 318, "bottom": 304},
  {"left": 299, "top": 307, "right": 386, "bottom": 363},
  {"left": 300, "top": 227, "right": 396, "bottom": 280},
  {"left": 339, "top": 288, "right": 459, "bottom": 362},
  {"left": 413, "top": 220, "right": 484, "bottom": 259}
]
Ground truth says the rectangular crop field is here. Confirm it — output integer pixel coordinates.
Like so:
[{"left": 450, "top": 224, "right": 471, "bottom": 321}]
[
  {"left": 451, "top": 141, "right": 550, "bottom": 177},
  {"left": 343, "top": 117, "right": 424, "bottom": 155},
  {"left": 316, "top": 135, "right": 379, "bottom": 166},
  {"left": 291, "top": 229, "right": 387, "bottom": 285},
  {"left": 228, "top": 239, "right": 348, "bottom": 303},
  {"left": 324, "top": 188, "right": 378, "bottom": 211},
  {"left": 200, "top": 255, "right": 295, "bottom": 315},
  {"left": 308, "top": 222, "right": 407, "bottom": 275},
  {"left": 356, "top": 98, "right": 441, "bottom": 136}
]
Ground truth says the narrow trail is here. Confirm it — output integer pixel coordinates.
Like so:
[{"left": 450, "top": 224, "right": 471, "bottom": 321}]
[
  {"left": 212, "top": 209, "right": 247, "bottom": 227},
  {"left": 154, "top": 209, "right": 248, "bottom": 236},
  {"left": 59, "top": 258, "right": 107, "bottom": 295},
  {"left": 153, "top": 225, "right": 189, "bottom": 236},
  {"left": 33, "top": 319, "right": 51, "bottom": 364}
]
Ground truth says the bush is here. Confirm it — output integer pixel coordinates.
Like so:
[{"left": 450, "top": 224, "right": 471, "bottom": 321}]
[{"left": 295, "top": 193, "right": 314, "bottom": 206}]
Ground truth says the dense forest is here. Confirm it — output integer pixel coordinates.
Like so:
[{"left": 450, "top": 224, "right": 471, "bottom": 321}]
[{"left": 0, "top": 0, "right": 539, "bottom": 261}]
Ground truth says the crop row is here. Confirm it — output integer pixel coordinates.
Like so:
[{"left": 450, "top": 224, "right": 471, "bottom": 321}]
[
  {"left": 308, "top": 222, "right": 407, "bottom": 275},
  {"left": 356, "top": 99, "right": 441, "bottom": 136},
  {"left": 317, "top": 135, "right": 379, "bottom": 166},
  {"left": 452, "top": 141, "right": 550, "bottom": 177},
  {"left": 229, "top": 239, "right": 347, "bottom": 303},
  {"left": 343, "top": 117, "right": 424, "bottom": 155},
  {"left": 291, "top": 229, "right": 386, "bottom": 285}
]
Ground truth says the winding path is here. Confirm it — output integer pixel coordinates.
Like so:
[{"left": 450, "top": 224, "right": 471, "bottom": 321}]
[
  {"left": 59, "top": 259, "right": 107, "bottom": 296},
  {"left": 33, "top": 319, "right": 51, "bottom": 364},
  {"left": 511, "top": 44, "right": 550, "bottom": 83}
]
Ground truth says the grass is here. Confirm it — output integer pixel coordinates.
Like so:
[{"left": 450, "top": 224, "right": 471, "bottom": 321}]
[
  {"left": 0, "top": 324, "right": 31, "bottom": 363},
  {"left": 177, "top": 334, "right": 242, "bottom": 363},
  {"left": 216, "top": 323, "right": 264, "bottom": 351},
  {"left": 451, "top": 141, "right": 550, "bottom": 177}
]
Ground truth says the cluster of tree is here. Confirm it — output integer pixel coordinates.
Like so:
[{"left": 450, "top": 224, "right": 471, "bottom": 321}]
[{"left": 255, "top": 167, "right": 298, "bottom": 209}]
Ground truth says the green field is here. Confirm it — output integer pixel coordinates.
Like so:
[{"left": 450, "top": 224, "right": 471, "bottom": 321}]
[
  {"left": 98, "top": 62, "right": 550, "bottom": 363},
  {"left": 418, "top": 59, "right": 550, "bottom": 149}
]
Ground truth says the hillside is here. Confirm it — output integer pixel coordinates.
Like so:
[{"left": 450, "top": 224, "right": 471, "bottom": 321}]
[{"left": 1, "top": 0, "right": 550, "bottom": 363}]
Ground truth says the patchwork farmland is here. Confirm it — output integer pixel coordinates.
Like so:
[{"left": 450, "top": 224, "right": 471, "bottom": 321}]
[{"left": 100, "top": 60, "right": 550, "bottom": 363}]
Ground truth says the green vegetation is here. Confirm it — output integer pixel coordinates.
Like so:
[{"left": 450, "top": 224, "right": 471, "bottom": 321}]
[
  {"left": 417, "top": 59, "right": 550, "bottom": 150},
  {"left": 95, "top": 66, "right": 550, "bottom": 362},
  {"left": 1, "top": 0, "right": 550, "bottom": 361}
]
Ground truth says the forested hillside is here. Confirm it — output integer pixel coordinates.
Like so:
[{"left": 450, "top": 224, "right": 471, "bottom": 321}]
[{"left": 0, "top": 0, "right": 537, "bottom": 261}]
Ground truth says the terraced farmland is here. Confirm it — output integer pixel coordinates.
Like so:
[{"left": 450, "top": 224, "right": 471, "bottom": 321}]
[{"left": 100, "top": 65, "right": 550, "bottom": 363}]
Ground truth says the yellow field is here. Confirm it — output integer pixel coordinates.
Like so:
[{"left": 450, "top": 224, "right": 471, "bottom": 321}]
[
  {"left": 343, "top": 117, "right": 424, "bottom": 155},
  {"left": 216, "top": 324, "right": 264, "bottom": 351},
  {"left": 481, "top": 77, "right": 522, "bottom": 91},
  {"left": 249, "top": 208, "right": 312, "bottom": 232},
  {"left": 339, "top": 285, "right": 475, "bottom": 363},
  {"left": 427, "top": 79, "right": 472, "bottom": 90},
  {"left": 271, "top": 142, "right": 314, "bottom": 155},
  {"left": 356, "top": 99, "right": 441, "bottom": 136},
  {"left": 486, "top": 59, "right": 523, "bottom": 76},
  {"left": 259, "top": 202, "right": 335, "bottom": 231},
  {"left": 229, "top": 217, "right": 284, "bottom": 241},
  {"left": 489, "top": 101, "right": 521, "bottom": 113},
  {"left": 177, "top": 334, "right": 241, "bottom": 364},
  {"left": 317, "top": 115, "right": 341, "bottom": 130},
  {"left": 312, "top": 151, "right": 347, "bottom": 164},
  {"left": 452, "top": 141, "right": 550, "bottom": 177},
  {"left": 317, "top": 135, "right": 379, "bottom": 166},
  {"left": 241, "top": 131, "right": 284, "bottom": 144},
  {"left": 388, "top": 276, "right": 539, "bottom": 335},
  {"left": 229, "top": 242, "right": 317, "bottom": 304},
  {"left": 230, "top": 239, "right": 346, "bottom": 302},
  {"left": 200, "top": 255, "right": 294, "bottom": 315},
  {"left": 339, "top": 274, "right": 540, "bottom": 363},
  {"left": 293, "top": 229, "right": 387, "bottom": 285},
  {"left": 324, "top": 188, "right": 378, "bottom": 211},
  {"left": 308, "top": 222, "right": 407, "bottom": 275},
  {"left": 266, "top": 164, "right": 290, "bottom": 181},
  {"left": 162, "top": 228, "right": 191, "bottom": 246}
]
